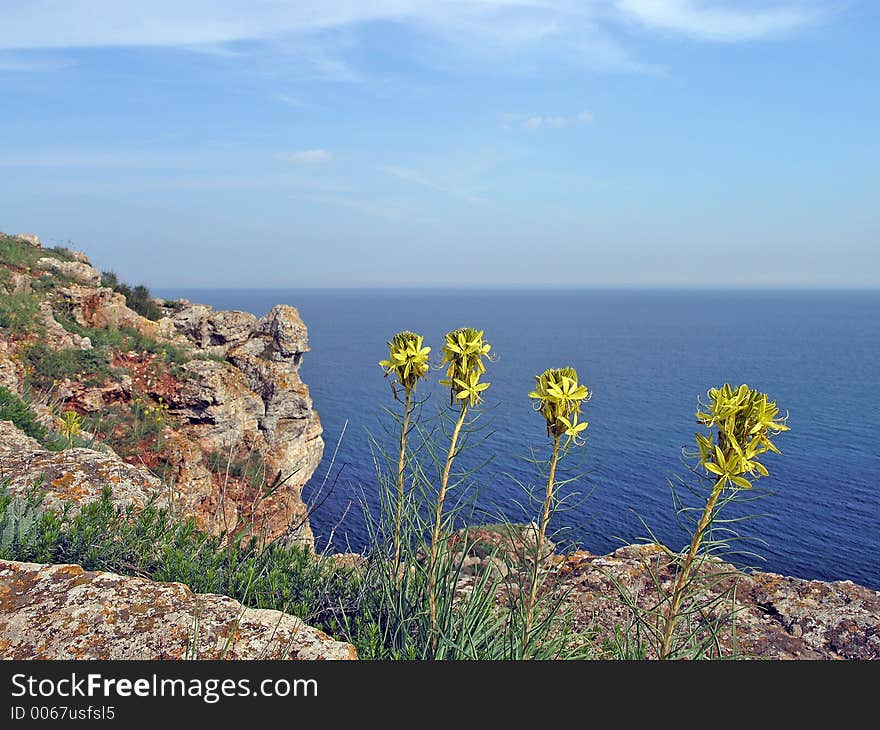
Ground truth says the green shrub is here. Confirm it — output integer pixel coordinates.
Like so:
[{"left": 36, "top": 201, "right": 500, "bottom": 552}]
[
  {"left": 0, "top": 488, "right": 361, "bottom": 634},
  {"left": 101, "top": 271, "right": 162, "bottom": 321},
  {"left": 0, "top": 386, "right": 48, "bottom": 443}
]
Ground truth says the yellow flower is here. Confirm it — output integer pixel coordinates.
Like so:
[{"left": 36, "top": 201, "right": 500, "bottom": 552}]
[
  {"left": 529, "top": 367, "right": 590, "bottom": 445},
  {"left": 56, "top": 410, "right": 83, "bottom": 449},
  {"left": 439, "top": 327, "right": 492, "bottom": 405},
  {"left": 378, "top": 331, "right": 431, "bottom": 391},
  {"left": 694, "top": 383, "right": 789, "bottom": 489}
]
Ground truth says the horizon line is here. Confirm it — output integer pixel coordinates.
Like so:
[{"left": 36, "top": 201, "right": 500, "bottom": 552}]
[{"left": 154, "top": 285, "right": 880, "bottom": 293}]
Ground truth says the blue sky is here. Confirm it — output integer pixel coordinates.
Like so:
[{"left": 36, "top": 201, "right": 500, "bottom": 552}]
[{"left": 0, "top": 1, "right": 877, "bottom": 288}]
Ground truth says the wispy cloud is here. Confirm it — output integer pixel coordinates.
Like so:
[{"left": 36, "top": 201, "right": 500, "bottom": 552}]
[
  {"left": 384, "top": 165, "right": 485, "bottom": 205},
  {"left": 0, "top": 2, "right": 831, "bottom": 76},
  {"left": 616, "top": 0, "right": 826, "bottom": 42},
  {"left": 272, "top": 92, "right": 306, "bottom": 108},
  {"left": 299, "top": 193, "right": 414, "bottom": 220},
  {"left": 278, "top": 149, "right": 333, "bottom": 164},
  {"left": 504, "top": 111, "right": 595, "bottom": 131}
]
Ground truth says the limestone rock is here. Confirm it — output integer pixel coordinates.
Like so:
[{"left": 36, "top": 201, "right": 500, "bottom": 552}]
[
  {"left": 0, "top": 421, "right": 41, "bottom": 453},
  {"left": 0, "top": 560, "right": 357, "bottom": 660},
  {"left": 163, "top": 304, "right": 323, "bottom": 546},
  {"left": 0, "top": 341, "right": 21, "bottom": 392},
  {"left": 166, "top": 305, "right": 257, "bottom": 354},
  {"left": 556, "top": 544, "right": 880, "bottom": 660},
  {"left": 35, "top": 257, "right": 101, "bottom": 286},
  {"left": 0, "top": 424, "right": 168, "bottom": 513},
  {"left": 57, "top": 283, "right": 158, "bottom": 336},
  {"left": 37, "top": 303, "right": 92, "bottom": 351},
  {"left": 174, "top": 360, "right": 264, "bottom": 446},
  {"left": 0, "top": 271, "right": 31, "bottom": 296}
]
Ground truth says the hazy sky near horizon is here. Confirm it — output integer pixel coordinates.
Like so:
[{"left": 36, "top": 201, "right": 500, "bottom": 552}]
[{"left": 0, "top": 1, "right": 877, "bottom": 288}]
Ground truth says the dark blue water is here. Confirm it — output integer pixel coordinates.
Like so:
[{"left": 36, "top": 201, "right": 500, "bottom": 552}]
[{"left": 157, "top": 289, "right": 880, "bottom": 589}]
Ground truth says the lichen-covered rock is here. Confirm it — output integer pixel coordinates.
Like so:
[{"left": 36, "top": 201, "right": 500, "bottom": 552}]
[
  {"left": 0, "top": 421, "right": 41, "bottom": 454},
  {"left": 555, "top": 545, "right": 880, "bottom": 660},
  {"left": 35, "top": 257, "right": 101, "bottom": 286},
  {"left": 0, "top": 560, "right": 357, "bottom": 660},
  {"left": 0, "top": 425, "right": 167, "bottom": 513}
]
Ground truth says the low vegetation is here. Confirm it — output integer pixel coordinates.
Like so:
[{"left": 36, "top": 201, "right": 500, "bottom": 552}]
[{"left": 100, "top": 270, "right": 163, "bottom": 321}]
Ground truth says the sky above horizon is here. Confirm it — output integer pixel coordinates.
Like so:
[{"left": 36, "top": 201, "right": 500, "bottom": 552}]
[{"left": 0, "top": 1, "right": 877, "bottom": 288}]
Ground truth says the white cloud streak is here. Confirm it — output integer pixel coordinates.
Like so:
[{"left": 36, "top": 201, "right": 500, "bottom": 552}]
[
  {"left": 384, "top": 165, "right": 485, "bottom": 205},
  {"left": 279, "top": 149, "right": 333, "bottom": 164},
  {"left": 506, "top": 111, "right": 595, "bottom": 131},
  {"left": 0, "top": 2, "right": 831, "bottom": 74},
  {"left": 616, "top": 0, "right": 826, "bottom": 42}
]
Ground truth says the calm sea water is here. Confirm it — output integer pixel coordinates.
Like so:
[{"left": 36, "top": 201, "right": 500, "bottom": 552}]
[{"left": 157, "top": 289, "right": 880, "bottom": 589}]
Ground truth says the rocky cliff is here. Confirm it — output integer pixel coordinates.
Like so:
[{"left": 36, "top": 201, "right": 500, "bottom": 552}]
[{"left": 0, "top": 231, "right": 322, "bottom": 545}]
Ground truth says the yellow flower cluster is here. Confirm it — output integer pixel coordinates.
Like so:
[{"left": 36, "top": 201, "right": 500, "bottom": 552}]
[
  {"left": 439, "top": 327, "right": 492, "bottom": 407},
  {"left": 378, "top": 331, "right": 431, "bottom": 392},
  {"left": 55, "top": 410, "right": 82, "bottom": 448},
  {"left": 133, "top": 396, "right": 170, "bottom": 425},
  {"left": 695, "top": 383, "right": 790, "bottom": 489},
  {"left": 529, "top": 367, "right": 590, "bottom": 445}
]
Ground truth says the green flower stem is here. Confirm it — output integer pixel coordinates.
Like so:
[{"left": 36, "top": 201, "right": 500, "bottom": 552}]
[
  {"left": 522, "top": 432, "right": 561, "bottom": 652},
  {"left": 428, "top": 401, "right": 468, "bottom": 648},
  {"left": 393, "top": 387, "right": 413, "bottom": 568},
  {"left": 659, "top": 475, "right": 725, "bottom": 659}
]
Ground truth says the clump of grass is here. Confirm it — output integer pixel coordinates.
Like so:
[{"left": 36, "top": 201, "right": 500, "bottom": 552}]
[
  {"left": 0, "top": 292, "right": 41, "bottom": 333},
  {"left": 54, "top": 316, "right": 190, "bottom": 368},
  {"left": 100, "top": 271, "right": 162, "bottom": 321},
  {"left": 23, "top": 342, "right": 111, "bottom": 390},
  {"left": 0, "top": 233, "right": 81, "bottom": 269}
]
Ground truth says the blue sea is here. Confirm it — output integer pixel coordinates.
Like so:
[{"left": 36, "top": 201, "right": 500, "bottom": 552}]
[{"left": 157, "top": 289, "right": 880, "bottom": 589}]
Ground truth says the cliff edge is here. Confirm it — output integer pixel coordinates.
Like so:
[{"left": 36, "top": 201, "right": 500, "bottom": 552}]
[{"left": 0, "top": 231, "right": 322, "bottom": 545}]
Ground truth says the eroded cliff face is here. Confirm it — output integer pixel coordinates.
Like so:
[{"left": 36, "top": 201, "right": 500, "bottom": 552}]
[
  {"left": 0, "top": 231, "right": 322, "bottom": 545},
  {"left": 159, "top": 302, "right": 323, "bottom": 545}
]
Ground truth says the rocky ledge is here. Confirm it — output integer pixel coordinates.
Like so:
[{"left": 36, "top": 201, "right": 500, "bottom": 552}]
[
  {"left": 0, "top": 560, "right": 356, "bottom": 660},
  {"left": 458, "top": 528, "right": 880, "bottom": 660}
]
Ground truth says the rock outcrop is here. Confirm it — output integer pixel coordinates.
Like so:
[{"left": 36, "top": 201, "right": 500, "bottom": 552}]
[
  {"left": 0, "top": 421, "right": 168, "bottom": 513},
  {"left": 14, "top": 233, "right": 40, "bottom": 247},
  {"left": 0, "top": 560, "right": 357, "bottom": 660},
  {"left": 36, "top": 257, "right": 101, "bottom": 286},
  {"left": 558, "top": 545, "right": 880, "bottom": 660},
  {"left": 163, "top": 303, "right": 322, "bottom": 545},
  {"left": 454, "top": 529, "right": 880, "bottom": 660}
]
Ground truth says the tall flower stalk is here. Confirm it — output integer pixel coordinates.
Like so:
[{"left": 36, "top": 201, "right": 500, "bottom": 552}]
[
  {"left": 378, "top": 331, "right": 431, "bottom": 567},
  {"left": 522, "top": 367, "right": 590, "bottom": 649},
  {"left": 428, "top": 327, "right": 492, "bottom": 644},
  {"left": 658, "top": 384, "right": 789, "bottom": 659}
]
